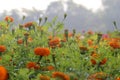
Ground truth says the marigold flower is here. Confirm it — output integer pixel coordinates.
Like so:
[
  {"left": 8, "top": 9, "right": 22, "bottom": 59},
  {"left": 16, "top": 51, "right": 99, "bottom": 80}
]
[
  {"left": 109, "top": 39, "right": 120, "bottom": 49},
  {"left": 87, "top": 30, "right": 94, "bottom": 35},
  {"left": 0, "top": 45, "right": 6, "bottom": 53},
  {"left": 90, "top": 59, "right": 97, "bottom": 65},
  {"left": 42, "top": 65, "right": 55, "bottom": 71},
  {"left": 90, "top": 51, "right": 99, "bottom": 59},
  {"left": 116, "top": 77, "right": 120, "bottom": 80},
  {"left": 52, "top": 71, "right": 70, "bottom": 80},
  {"left": 26, "top": 62, "right": 40, "bottom": 70},
  {"left": 99, "top": 58, "right": 107, "bottom": 65},
  {"left": 68, "top": 33, "right": 73, "bottom": 37},
  {"left": 17, "top": 39, "right": 23, "bottom": 44},
  {"left": 79, "top": 46, "right": 88, "bottom": 51},
  {"left": 87, "top": 39, "right": 93, "bottom": 46},
  {"left": 87, "top": 72, "right": 107, "bottom": 80},
  {"left": 47, "top": 65, "right": 54, "bottom": 71},
  {"left": 0, "top": 66, "right": 8, "bottom": 80},
  {"left": 34, "top": 47, "right": 50, "bottom": 56},
  {"left": 24, "top": 22, "right": 33, "bottom": 28},
  {"left": 40, "top": 75, "right": 50, "bottom": 80},
  {"left": 49, "top": 37, "right": 60, "bottom": 48},
  {"left": 27, "top": 37, "right": 33, "bottom": 43},
  {"left": 4, "top": 16, "right": 14, "bottom": 22}
]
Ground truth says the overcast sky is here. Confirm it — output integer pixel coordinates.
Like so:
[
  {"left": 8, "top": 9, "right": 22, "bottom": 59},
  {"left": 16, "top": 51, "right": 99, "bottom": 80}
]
[
  {"left": 0, "top": 0, "right": 120, "bottom": 32},
  {"left": 0, "top": 0, "right": 103, "bottom": 13}
]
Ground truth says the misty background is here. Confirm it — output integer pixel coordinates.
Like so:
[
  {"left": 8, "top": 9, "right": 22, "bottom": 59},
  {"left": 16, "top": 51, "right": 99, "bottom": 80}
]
[{"left": 0, "top": 0, "right": 120, "bottom": 32}]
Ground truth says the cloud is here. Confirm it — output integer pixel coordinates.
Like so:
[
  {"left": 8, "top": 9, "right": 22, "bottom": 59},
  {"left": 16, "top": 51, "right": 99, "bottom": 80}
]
[{"left": 0, "top": 0, "right": 119, "bottom": 32}]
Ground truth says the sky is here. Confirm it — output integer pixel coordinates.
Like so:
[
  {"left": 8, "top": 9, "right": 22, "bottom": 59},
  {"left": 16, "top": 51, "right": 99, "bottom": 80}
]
[
  {"left": 1, "top": 0, "right": 118, "bottom": 32},
  {"left": 0, "top": 0, "right": 103, "bottom": 13}
]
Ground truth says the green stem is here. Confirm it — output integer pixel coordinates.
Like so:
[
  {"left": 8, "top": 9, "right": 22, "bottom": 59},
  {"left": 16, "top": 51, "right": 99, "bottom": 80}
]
[
  {"left": 52, "top": 54, "right": 57, "bottom": 68},
  {"left": 37, "top": 56, "right": 43, "bottom": 64}
]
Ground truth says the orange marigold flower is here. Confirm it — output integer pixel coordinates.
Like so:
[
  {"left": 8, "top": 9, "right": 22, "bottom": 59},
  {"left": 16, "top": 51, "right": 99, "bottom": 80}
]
[
  {"left": 24, "top": 22, "right": 33, "bottom": 28},
  {"left": 26, "top": 62, "right": 40, "bottom": 70},
  {"left": 90, "top": 59, "right": 97, "bottom": 65},
  {"left": 79, "top": 46, "right": 88, "bottom": 51},
  {"left": 4, "top": 16, "right": 14, "bottom": 22},
  {"left": 87, "top": 72, "right": 107, "bottom": 80},
  {"left": 42, "top": 65, "right": 55, "bottom": 71},
  {"left": 40, "top": 75, "right": 50, "bottom": 80},
  {"left": 87, "top": 39, "right": 93, "bottom": 46},
  {"left": 116, "top": 77, "right": 120, "bottom": 80},
  {"left": 0, "top": 66, "right": 8, "bottom": 80},
  {"left": 52, "top": 71, "right": 70, "bottom": 80},
  {"left": 68, "top": 33, "right": 73, "bottom": 37},
  {"left": 34, "top": 47, "right": 50, "bottom": 56},
  {"left": 49, "top": 37, "right": 60, "bottom": 48},
  {"left": 100, "top": 58, "right": 107, "bottom": 65},
  {"left": 87, "top": 30, "right": 94, "bottom": 35},
  {"left": 47, "top": 65, "right": 54, "bottom": 71},
  {"left": 17, "top": 39, "right": 23, "bottom": 44},
  {"left": 27, "top": 37, "right": 33, "bottom": 42},
  {"left": 90, "top": 51, "right": 99, "bottom": 59},
  {"left": 0, "top": 45, "right": 6, "bottom": 53},
  {"left": 109, "top": 40, "right": 120, "bottom": 49}
]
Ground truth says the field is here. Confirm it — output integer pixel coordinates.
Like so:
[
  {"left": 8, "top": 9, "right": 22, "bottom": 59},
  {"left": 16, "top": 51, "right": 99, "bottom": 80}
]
[{"left": 0, "top": 15, "right": 120, "bottom": 80}]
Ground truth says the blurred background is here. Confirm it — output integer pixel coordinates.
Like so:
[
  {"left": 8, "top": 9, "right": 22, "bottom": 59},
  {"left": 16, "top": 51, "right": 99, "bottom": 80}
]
[{"left": 0, "top": 0, "right": 120, "bottom": 32}]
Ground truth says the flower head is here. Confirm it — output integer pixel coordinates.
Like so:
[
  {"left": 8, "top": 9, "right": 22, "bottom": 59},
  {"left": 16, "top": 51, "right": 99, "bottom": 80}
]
[
  {"left": 116, "top": 77, "right": 120, "bottom": 80},
  {"left": 24, "top": 22, "right": 33, "bottom": 28},
  {"left": 0, "top": 66, "right": 8, "bottom": 80},
  {"left": 90, "top": 51, "right": 99, "bottom": 59},
  {"left": 52, "top": 71, "right": 70, "bottom": 80},
  {"left": 34, "top": 47, "right": 50, "bottom": 56},
  {"left": 0, "top": 45, "right": 6, "bottom": 53},
  {"left": 42, "top": 65, "right": 55, "bottom": 71},
  {"left": 87, "top": 72, "right": 107, "bottom": 80},
  {"left": 90, "top": 59, "right": 97, "bottom": 65},
  {"left": 40, "top": 75, "right": 50, "bottom": 80},
  {"left": 87, "top": 39, "right": 93, "bottom": 46},
  {"left": 100, "top": 58, "right": 107, "bottom": 65},
  {"left": 49, "top": 37, "right": 60, "bottom": 48},
  {"left": 4, "top": 16, "right": 14, "bottom": 22},
  {"left": 17, "top": 39, "right": 23, "bottom": 44},
  {"left": 109, "top": 38, "right": 120, "bottom": 49},
  {"left": 26, "top": 62, "right": 40, "bottom": 70},
  {"left": 79, "top": 46, "right": 88, "bottom": 51}
]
